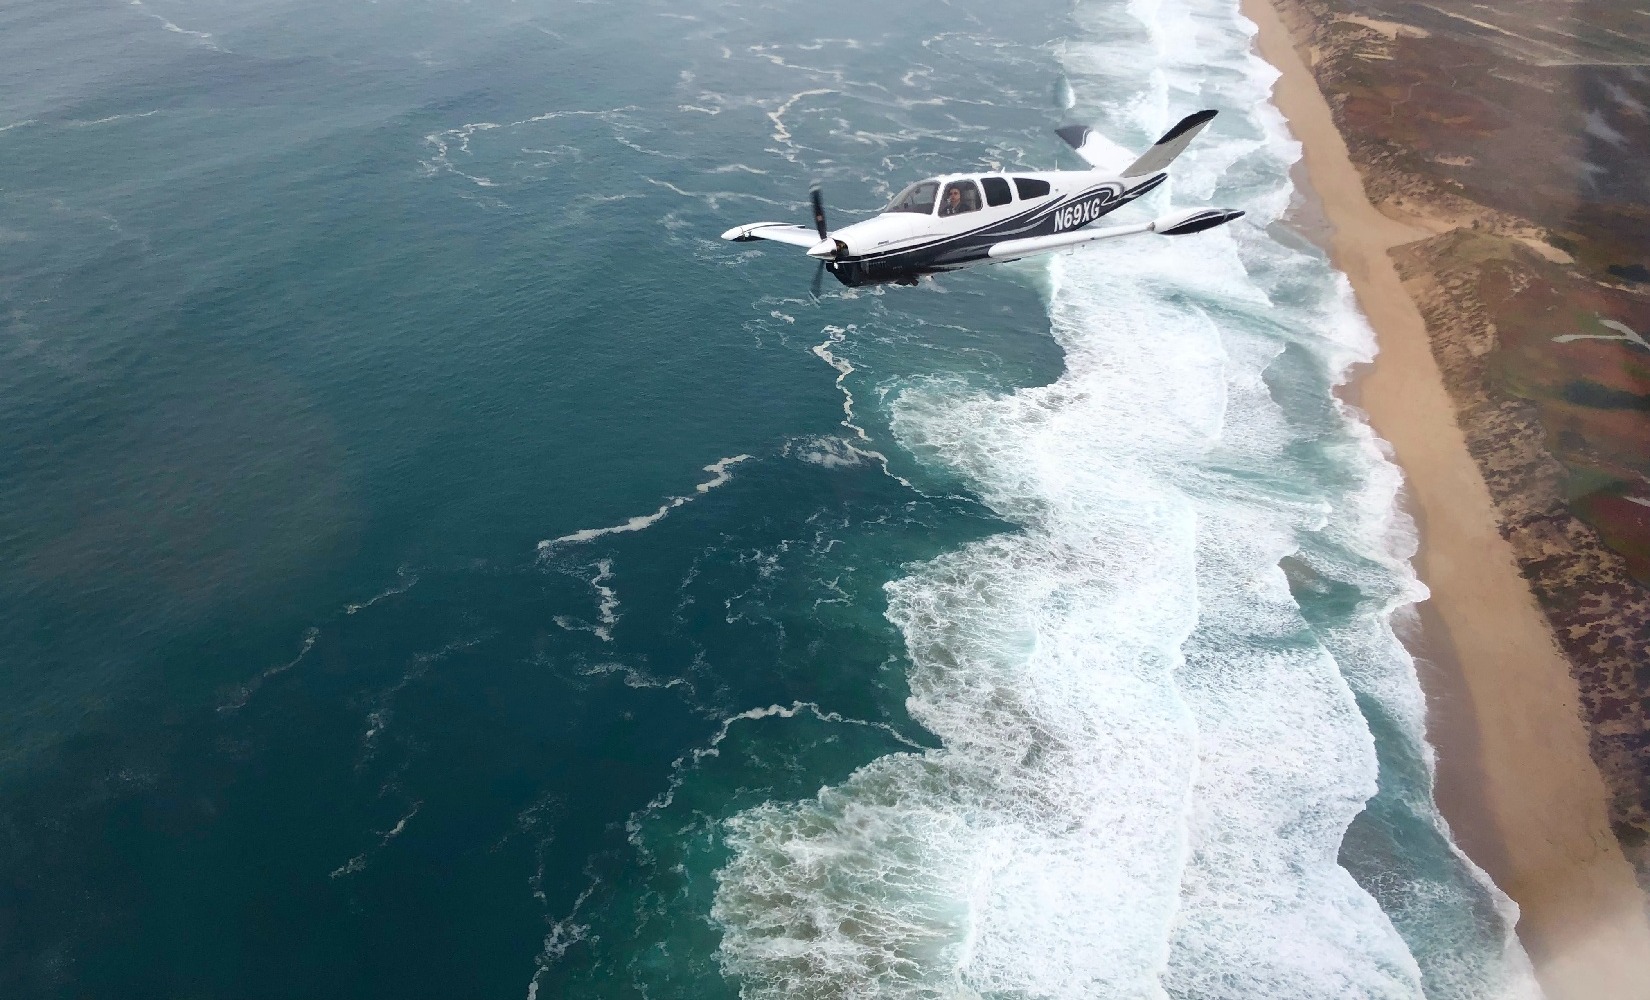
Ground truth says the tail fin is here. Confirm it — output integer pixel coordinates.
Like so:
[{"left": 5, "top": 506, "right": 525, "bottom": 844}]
[{"left": 1121, "top": 110, "right": 1217, "bottom": 177}]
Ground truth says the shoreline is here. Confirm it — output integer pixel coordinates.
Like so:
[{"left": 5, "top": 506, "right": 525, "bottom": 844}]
[{"left": 1240, "top": 0, "right": 1650, "bottom": 996}]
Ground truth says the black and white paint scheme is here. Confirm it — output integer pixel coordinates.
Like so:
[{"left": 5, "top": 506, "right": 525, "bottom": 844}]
[{"left": 722, "top": 110, "right": 1244, "bottom": 288}]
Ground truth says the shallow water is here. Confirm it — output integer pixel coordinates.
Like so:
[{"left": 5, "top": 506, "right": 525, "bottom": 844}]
[{"left": 0, "top": 0, "right": 1537, "bottom": 997}]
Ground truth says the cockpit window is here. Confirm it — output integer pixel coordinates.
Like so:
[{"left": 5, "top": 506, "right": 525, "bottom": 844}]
[
  {"left": 886, "top": 180, "right": 940, "bottom": 214},
  {"left": 938, "top": 180, "right": 982, "bottom": 217},
  {"left": 1013, "top": 177, "right": 1051, "bottom": 199}
]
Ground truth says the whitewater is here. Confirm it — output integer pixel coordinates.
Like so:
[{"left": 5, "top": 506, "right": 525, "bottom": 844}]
[{"left": 709, "top": 0, "right": 1543, "bottom": 997}]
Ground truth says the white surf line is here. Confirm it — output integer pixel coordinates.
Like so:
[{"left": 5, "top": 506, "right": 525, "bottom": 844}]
[
  {"left": 0, "top": 119, "right": 38, "bottom": 133},
  {"left": 217, "top": 627, "right": 319, "bottom": 713},
  {"left": 346, "top": 565, "right": 420, "bottom": 615},
  {"left": 811, "top": 575, "right": 851, "bottom": 610},
  {"left": 70, "top": 110, "right": 162, "bottom": 128},
  {"left": 578, "top": 661, "right": 692, "bottom": 692},
  {"left": 590, "top": 560, "right": 619, "bottom": 640},
  {"left": 765, "top": 87, "right": 837, "bottom": 161},
  {"left": 381, "top": 802, "right": 420, "bottom": 841},
  {"left": 642, "top": 177, "right": 790, "bottom": 213},
  {"left": 329, "top": 800, "right": 423, "bottom": 879},
  {"left": 357, "top": 636, "right": 486, "bottom": 767},
  {"left": 624, "top": 701, "right": 927, "bottom": 845},
  {"left": 781, "top": 434, "right": 869, "bottom": 469},
  {"left": 536, "top": 455, "right": 753, "bottom": 554},
  {"left": 329, "top": 853, "right": 368, "bottom": 878},
  {"left": 222, "top": 567, "right": 419, "bottom": 712},
  {"left": 524, "top": 880, "right": 599, "bottom": 1000},
  {"left": 493, "top": 790, "right": 560, "bottom": 857},
  {"left": 615, "top": 136, "right": 689, "bottom": 160},
  {"left": 554, "top": 560, "right": 623, "bottom": 641},
  {"left": 811, "top": 326, "right": 915, "bottom": 488},
  {"left": 128, "top": 0, "right": 221, "bottom": 50},
  {"left": 421, "top": 106, "right": 640, "bottom": 187}
]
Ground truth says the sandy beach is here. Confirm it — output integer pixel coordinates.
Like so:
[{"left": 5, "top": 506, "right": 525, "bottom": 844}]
[{"left": 1240, "top": 0, "right": 1650, "bottom": 996}]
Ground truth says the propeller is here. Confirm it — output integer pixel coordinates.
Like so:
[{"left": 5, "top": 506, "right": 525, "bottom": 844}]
[
  {"left": 810, "top": 184, "right": 828, "bottom": 240},
  {"left": 809, "top": 184, "right": 831, "bottom": 300}
]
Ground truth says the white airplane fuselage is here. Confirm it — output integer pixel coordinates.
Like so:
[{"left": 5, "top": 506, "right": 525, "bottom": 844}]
[{"left": 813, "top": 168, "right": 1164, "bottom": 287}]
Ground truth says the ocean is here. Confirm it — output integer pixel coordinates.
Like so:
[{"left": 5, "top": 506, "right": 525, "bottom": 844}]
[{"left": 0, "top": 0, "right": 1541, "bottom": 997}]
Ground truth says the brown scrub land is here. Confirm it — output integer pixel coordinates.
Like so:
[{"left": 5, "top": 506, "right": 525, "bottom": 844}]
[{"left": 1242, "top": 0, "right": 1650, "bottom": 993}]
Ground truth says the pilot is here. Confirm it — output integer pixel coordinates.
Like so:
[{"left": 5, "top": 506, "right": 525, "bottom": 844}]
[{"left": 939, "top": 185, "right": 965, "bottom": 217}]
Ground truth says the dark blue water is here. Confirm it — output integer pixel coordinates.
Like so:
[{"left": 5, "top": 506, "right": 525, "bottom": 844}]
[
  {"left": 0, "top": 2, "right": 1073, "bottom": 996},
  {"left": 0, "top": 1, "right": 1539, "bottom": 997}
]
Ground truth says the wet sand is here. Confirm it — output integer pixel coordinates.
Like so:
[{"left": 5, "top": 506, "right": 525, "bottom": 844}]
[{"left": 1240, "top": 0, "right": 1650, "bottom": 996}]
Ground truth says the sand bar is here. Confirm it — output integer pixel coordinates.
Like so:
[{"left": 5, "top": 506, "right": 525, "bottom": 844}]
[{"left": 1239, "top": 0, "right": 1650, "bottom": 996}]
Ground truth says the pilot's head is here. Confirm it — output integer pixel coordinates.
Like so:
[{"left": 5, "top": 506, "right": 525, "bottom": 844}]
[{"left": 945, "top": 188, "right": 962, "bottom": 208}]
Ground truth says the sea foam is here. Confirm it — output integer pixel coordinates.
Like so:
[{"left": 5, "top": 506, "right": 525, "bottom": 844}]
[{"left": 711, "top": 0, "right": 1539, "bottom": 996}]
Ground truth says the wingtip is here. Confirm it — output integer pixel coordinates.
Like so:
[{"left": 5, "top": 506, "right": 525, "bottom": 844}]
[
  {"left": 1152, "top": 207, "right": 1245, "bottom": 236},
  {"left": 1158, "top": 109, "right": 1219, "bottom": 144}
]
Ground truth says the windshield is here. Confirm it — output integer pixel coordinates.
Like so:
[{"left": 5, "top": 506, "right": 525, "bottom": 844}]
[{"left": 885, "top": 180, "right": 939, "bottom": 214}]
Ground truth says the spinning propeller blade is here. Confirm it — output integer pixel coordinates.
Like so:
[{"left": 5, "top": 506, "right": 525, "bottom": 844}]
[
  {"left": 810, "top": 185, "right": 828, "bottom": 240},
  {"left": 808, "top": 185, "right": 833, "bottom": 299}
]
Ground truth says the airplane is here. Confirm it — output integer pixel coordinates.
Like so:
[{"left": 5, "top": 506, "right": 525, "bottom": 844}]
[{"left": 721, "top": 110, "right": 1244, "bottom": 291}]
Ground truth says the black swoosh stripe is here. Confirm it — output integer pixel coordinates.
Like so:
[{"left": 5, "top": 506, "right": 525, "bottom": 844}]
[
  {"left": 851, "top": 174, "right": 1166, "bottom": 267},
  {"left": 855, "top": 183, "right": 1120, "bottom": 263}
]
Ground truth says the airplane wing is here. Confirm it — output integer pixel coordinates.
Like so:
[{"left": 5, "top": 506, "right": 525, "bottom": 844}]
[
  {"left": 720, "top": 222, "right": 821, "bottom": 248},
  {"left": 1121, "top": 110, "right": 1218, "bottom": 177},
  {"left": 987, "top": 208, "right": 1243, "bottom": 262}
]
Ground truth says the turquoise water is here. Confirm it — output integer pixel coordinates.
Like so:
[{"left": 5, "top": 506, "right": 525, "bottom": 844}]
[{"left": 1, "top": 0, "right": 1537, "bottom": 997}]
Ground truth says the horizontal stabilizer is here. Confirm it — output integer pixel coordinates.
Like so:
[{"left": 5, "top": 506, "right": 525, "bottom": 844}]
[
  {"left": 720, "top": 222, "right": 821, "bottom": 248},
  {"left": 1121, "top": 110, "right": 1218, "bottom": 177},
  {"left": 1054, "top": 124, "right": 1130, "bottom": 172}
]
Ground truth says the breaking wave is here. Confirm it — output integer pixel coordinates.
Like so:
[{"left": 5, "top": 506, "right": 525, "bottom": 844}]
[{"left": 709, "top": 0, "right": 1539, "bottom": 997}]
